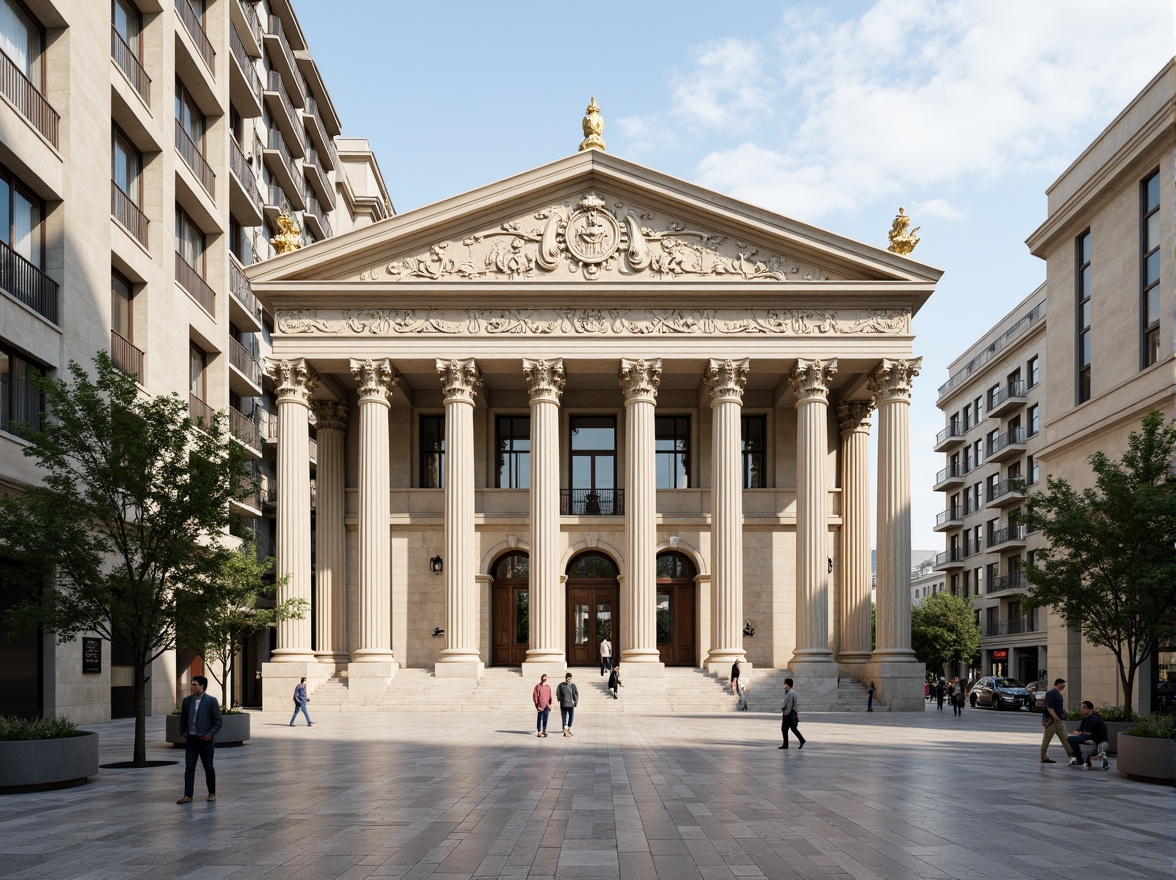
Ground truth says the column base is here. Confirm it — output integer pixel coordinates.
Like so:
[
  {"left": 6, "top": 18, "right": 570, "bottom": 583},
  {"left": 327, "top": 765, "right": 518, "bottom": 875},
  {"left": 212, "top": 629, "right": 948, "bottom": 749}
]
[
  {"left": 347, "top": 660, "right": 398, "bottom": 700},
  {"left": 269, "top": 648, "right": 318, "bottom": 663},
  {"left": 788, "top": 658, "right": 840, "bottom": 707},
  {"left": 703, "top": 648, "right": 747, "bottom": 674},
  {"left": 616, "top": 659, "right": 665, "bottom": 679},
  {"left": 435, "top": 656, "right": 484, "bottom": 678},
  {"left": 864, "top": 655, "right": 925, "bottom": 711},
  {"left": 837, "top": 651, "right": 873, "bottom": 665},
  {"left": 315, "top": 652, "right": 350, "bottom": 666},
  {"left": 350, "top": 649, "right": 396, "bottom": 663},
  {"left": 521, "top": 658, "right": 568, "bottom": 683},
  {"left": 261, "top": 661, "right": 330, "bottom": 712}
]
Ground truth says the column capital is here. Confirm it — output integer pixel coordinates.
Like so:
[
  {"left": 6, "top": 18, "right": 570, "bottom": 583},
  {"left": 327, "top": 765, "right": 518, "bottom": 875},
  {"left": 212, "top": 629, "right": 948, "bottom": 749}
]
[
  {"left": 836, "top": 400, "right": 875, "bottom": 434},
  {"left": 523, "top": 358, "right": 566, "bottom": 403},
  {"left": 311, "top": 400, "right": 349, "bottom": 432},
  {"left": 703, "top": 358, "right": 749, "bottom": 402},
  {"left": 266, "top": 358, "right": 318, "bottom": 405},
  {"left": 789, "top": 358, "right": 838, "bottom": 403},
  {"left": 868, "top": 357, "right": 922, "bottom": 403},
  {"left": 436, "top": 357, "right": 482, "bottom": 404},
  {"left": 350, "top": 358, "right": 398, "bottom": 405},
  {"left": 619, "top": 358, "right": 662, "bottom": 401}
]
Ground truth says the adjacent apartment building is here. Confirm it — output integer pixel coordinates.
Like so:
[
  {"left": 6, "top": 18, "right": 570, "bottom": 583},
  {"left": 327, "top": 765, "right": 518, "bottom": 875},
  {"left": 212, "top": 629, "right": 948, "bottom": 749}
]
[{"left": 0, "top": 0, "right": 389, "bottom": 722}]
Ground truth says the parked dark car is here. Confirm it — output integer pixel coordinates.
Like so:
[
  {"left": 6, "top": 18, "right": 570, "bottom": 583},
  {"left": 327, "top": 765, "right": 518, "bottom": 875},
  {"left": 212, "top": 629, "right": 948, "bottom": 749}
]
[
  {"left": 969, "top": 676, "right": 1028, "bottom": 710},
  {"left": 1024, "top": 681, "right": 1048, "bottom": 711}
]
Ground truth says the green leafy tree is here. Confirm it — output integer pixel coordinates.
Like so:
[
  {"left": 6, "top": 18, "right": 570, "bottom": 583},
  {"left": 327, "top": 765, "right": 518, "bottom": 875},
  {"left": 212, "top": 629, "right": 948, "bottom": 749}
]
[
  {"left": 1017, "top": 411, "right": 1176, "bottom": 717},
  {"left": 179, "top": 536, "right": 303, "bottom": 710},
  {"left": 0, "top": 353, "right": 250, "bottom": 765},
  {"left": 911, "top": 591, "right": 981, "bottom": 676}
]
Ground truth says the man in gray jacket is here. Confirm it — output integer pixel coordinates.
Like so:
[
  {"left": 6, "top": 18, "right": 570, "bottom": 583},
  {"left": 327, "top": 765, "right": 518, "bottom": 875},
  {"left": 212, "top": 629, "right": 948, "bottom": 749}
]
[
  {"left": 556, "top": 673, "right": 579, "bottom": 737},
  {"left": 779, "top": 678, "right": 806, "bottom": 749}
]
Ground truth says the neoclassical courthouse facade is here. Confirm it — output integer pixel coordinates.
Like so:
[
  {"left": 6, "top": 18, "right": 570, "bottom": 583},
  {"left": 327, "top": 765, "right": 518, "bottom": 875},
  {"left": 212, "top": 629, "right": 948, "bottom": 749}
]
[{"left": 248, "top": 149, "right": 941, "bottom": 711}]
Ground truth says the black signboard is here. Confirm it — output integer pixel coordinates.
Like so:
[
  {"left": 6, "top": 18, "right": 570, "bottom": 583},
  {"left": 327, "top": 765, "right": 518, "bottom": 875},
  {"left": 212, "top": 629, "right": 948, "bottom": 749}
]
[{"left": 83, "top": 637, "right": 101, "bottom": 674}]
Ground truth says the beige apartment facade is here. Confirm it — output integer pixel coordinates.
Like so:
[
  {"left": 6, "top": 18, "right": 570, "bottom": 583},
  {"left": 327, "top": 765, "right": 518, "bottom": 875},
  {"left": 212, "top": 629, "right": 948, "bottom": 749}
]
[
  {"left": 0, "top": 0, "right": 388, "bottom": 723},
  {"left": 247, "top": 149, "right": 942, "bottom": 712}
]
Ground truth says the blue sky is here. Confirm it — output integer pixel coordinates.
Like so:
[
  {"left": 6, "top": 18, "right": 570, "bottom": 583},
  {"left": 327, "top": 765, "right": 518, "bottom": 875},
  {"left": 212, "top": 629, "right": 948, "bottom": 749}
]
[{"left": 294, "top": 0, "right": 1174, "bottom": 552}]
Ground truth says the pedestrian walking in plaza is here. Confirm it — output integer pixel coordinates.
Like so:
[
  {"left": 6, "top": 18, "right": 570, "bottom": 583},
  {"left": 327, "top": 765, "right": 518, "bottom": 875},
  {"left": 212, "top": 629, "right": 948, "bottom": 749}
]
[
  {"left": 1040, "top": 677, "right": 1074, "bottom": 764},
  {"left": 867, "top": 681, "right": 875, "bottom": 712},
  {"left": 936, "top": 676, "right": 946, "bottom": 711},
  {"left": 556, "top": 672, "right": 579, "bottom": 736},
  {"left": 289, "top": 677, "right": 314, "bottom": 727},
  {"left": 599, "top": 636, "right": 612, "bottom": 676},
  {"left": 532, "top": 673, "right": 553, "bottom": 737},
  {"left": 950, "top": 676, "right": 964, "bottom": 716},
  {"left": 608, "top": 664, "right": 621, "bottom": 699},
  {"left": 778, "top": 678, "right": 805, "bottom": 749},
  {"left": 732, "top": 658, "right": 747, "bottom": 710},
  {"left": 176, "top": 675, "right": 221, "bottom": 804}
]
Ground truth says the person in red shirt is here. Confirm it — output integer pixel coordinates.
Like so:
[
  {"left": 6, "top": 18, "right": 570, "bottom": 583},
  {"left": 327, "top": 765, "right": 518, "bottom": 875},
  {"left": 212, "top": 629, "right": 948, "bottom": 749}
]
[{"left": 532, "top": 674, "right": 553, "bottom": 737}]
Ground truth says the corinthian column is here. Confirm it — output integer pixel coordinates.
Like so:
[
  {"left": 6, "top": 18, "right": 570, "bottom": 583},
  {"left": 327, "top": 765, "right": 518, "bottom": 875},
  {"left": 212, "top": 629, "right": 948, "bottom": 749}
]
[
  {"left": 836, "top": 401, "right": 873, "bottom": 665},
  {"left": 265, "top": 358, "right": 317, "bottom": 662},
  {"left": 350, "top": 359, "right": 397, "bottom": 664},
  {"left": 868, "top": 358, "right": 921, "bottom": 661},
  {"left": 522, "top": 358, "right": 565, "bottom": 677},
  {"left": 312, "top": 401, "right": 349, "bottom": 664},
  {"left": 435, "top": 358, "right": 483, "bottom": 677},
  {"left": 790, "top": 358, "right": 837, "bottom": 668},
  {"left": 619, "top": 358, "right": 664, "bottom": 673},
  {"left": 704, "top": 358, "right": 749, "bottom": 673}
]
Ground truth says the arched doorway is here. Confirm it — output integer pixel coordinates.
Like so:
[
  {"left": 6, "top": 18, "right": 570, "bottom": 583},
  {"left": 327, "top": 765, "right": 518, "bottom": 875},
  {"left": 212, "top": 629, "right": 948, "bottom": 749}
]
[
  {"left": 491, "top": 552, "right": 529, "bottom": 667},
  {"left": 566, "top": 552, "right": 619, "bottom": 666},
  {"left": 656, "top": 552, "right": 697, "bottom": 666}
]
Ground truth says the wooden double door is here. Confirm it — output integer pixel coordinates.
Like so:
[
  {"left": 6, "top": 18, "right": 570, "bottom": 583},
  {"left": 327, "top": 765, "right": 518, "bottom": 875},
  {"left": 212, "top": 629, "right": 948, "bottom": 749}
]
[{"left": 567, "top": 582, "right": 618, "bottom": 667}]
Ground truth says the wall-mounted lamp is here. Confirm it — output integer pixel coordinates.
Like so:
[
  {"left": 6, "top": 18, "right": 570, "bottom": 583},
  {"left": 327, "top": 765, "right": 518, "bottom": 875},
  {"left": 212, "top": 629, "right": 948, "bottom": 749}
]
[
  {"left": 432, "top": 627, "right": 445, "bottom": 637},
  {"left": 827, "top": 557, "right": 834, "bottom": 573},
  {"left": 743, "top": 621, "right": 755, "bottom": 637},
  {"left": 429, "top": 555, "right": 443, "bottom": 574}
]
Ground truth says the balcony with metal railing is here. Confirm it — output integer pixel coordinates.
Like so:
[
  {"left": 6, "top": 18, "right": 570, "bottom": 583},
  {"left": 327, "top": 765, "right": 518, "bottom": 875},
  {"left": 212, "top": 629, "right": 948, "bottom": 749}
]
[
  {"left": 302, "top": 195, "right": 331, "bottom": 240},
  {"left": 111, "top": 25, "right": 151, "bottom": 104},
  {"left": 228, "top": 136, "right": 263, "bottom": 225},
  {"left": 301, "top": 96, "right": 333, "bottom": 167},
  {"left": 175, "top": 251, "right": 215, "bottom": 313},
  {"left": 229, "top": 405, "right": 262, "bottom": 455},
  {"left": 0, "top": 238, "right": 59, "bottom": 324},
  {"left": 988, "top": 426, "right": 1028, "bottom": 462},
  {"left": 261, "top": 130, "right": 305, "bottom": 208},
  {"left": 228, "top": 27, "right": 262, "bottom": 118},
  {"left": 984, "top": 612, "right": 1037, "bottom": 638},
  {"left": 302, "top": 147, "right": 334, "bottom": 207},
  {"left": 934, "top": 422, "right": 967, "bottom": 452},
  {"left": 262, "top": 70, "right": 305, "bottom": 157},
  {"left": 934, "top": 548, "right": 966, "bottom": 571},
  {"left": 988, "top": 572, "right": 1028, "bottom": 594},
  {"left": 988, "top": 380, "right": 1028, "bottom": 419},
  {"left": 262, "top": 15, "right": 303, "bottom": 106},
  {"left": 0, "top": 48, "right": 59, "bottom": 147},
  {"left": 188, "top": 393, "right": 214, "bottom": 425},
  {"left": 110, "top": 329, "right": 144, "bottom": 381},
  {"left": 111, "top": 182, "right": 148, "bottom": 247},
  {"left": 175, "top": 0, "right": 215, "bottom": 75},
  {"left": 560, "top": 488, "right": 624, "bottom": 516},
  {"left": 933, "top": 461, "right": 968, "bottom": 491},
  {"left": 175, "top": 118, "right": 216, "bottom": 197},
  {"left": 228, "top": 336, "right": 263, "bottom": 394},
  {"left": 988, "top": 523, "right": 1027, "bottom": 550},
  {"left": 986, "top": 478, "right": 1027, "bottom": 509},
  {"left": 228, "top": 255, "right": 263, "bottom": 332},
  {"left": 934, "top": 506, "right": 964, "bottom": 532}
]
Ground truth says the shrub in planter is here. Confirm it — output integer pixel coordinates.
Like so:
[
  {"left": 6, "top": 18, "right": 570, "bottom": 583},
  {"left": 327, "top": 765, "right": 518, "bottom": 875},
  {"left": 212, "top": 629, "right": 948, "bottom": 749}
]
[
  {"left": 1115, "top": 714, "right": 1176, "bottom": 783},
  {"left": 165, "top": 708, "right": 250, "bottom": 747},
  {"left": 0, "top": 716, "right": 99, "bottom": 793}
]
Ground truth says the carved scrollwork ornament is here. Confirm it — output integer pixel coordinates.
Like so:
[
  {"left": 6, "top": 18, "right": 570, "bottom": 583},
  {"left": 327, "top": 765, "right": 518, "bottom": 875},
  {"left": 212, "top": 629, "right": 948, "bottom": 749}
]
[
  {"left": 312, "top": 401, "right": 350, "bottom": 432},
  {"left": 436, "top": 357, "right": 483, "bottom": 403},
  {"left": 350, "top": 358, "right": 399, "bottom": 403},
  {"left": 523, "top": 358, "right": 566, "bottom": 402},
  {"left": 836, "top": 401, "right": 875, "bottom": 434},
  {"left": 703, "top": 358, "right": 751, "bottom": 402},
  {"left": 265, "top": 358, "right": 318, "bottom": 405},
  {"left": 789, "top": 358, "right": 838, "bottom": 402},
  {"left": 867, "top": 357, "right": 922, "bottom": 402},
  {"left": 618, "top": 358, "right": 663, "bottom": 401}
]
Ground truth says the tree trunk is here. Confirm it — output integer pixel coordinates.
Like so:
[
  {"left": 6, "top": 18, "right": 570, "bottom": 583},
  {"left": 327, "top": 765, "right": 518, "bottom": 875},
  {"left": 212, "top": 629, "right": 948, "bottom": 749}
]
[{"left": 132, "top": 660, "right": 148, "bottom": 766}]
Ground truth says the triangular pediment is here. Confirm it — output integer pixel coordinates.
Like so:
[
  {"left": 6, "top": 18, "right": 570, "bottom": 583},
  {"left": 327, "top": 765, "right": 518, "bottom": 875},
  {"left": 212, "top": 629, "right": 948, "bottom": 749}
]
[{"left": 247, "top": 152, "right": 941, "bottom": 288}]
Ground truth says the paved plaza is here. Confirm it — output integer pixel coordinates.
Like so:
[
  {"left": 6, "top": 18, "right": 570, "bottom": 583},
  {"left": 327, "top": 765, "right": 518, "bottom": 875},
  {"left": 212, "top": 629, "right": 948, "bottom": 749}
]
[{"left": 1, "top": 703, "right": 1171, "bottom": 880}]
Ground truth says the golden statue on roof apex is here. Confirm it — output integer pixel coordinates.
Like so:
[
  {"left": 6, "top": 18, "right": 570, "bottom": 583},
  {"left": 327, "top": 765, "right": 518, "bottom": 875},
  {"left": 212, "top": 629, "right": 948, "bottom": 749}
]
[
  {"left": 579, "top": 97, "right": 605, "bottom": 152},
  {"left": 887, "top": 207, "right": 920, "bottom": 255},
  {"left": 271, "top": 213, "right": 303, "bottom": 255}
]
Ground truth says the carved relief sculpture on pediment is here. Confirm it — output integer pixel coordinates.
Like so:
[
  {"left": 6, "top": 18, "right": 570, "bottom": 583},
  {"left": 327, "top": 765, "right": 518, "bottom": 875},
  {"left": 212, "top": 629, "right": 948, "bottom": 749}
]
[{"left": 356, "top": 192, "right": 836, "bottom": 283}]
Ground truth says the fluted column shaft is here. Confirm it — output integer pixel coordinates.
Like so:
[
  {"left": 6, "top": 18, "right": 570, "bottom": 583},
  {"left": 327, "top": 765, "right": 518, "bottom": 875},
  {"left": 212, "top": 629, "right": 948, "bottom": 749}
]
[
  {"left": 351, "top": 360, "right": 397, "bottom": 661},
  {"left": 524, "top": 359, "right": 565, "bottom": 665},
  {"left": 437, "top": 358, "right": 482, "bottom": 670},
  {"left": 837, "top": 402, "right": 874, "bottom": 662},
  {"left": 265, "top": 358, "right": 317, "bottom": 661},
  {"left": 790, "top": 359, "right": 837, "bottom": 663},
  {"left": 869, "top": 358, "right": 921, "bottom": 658},
  {"left": 312, "top": 402, "right": 348, "bottom": 662},
  {"left": 704, "top": 358, "right": 749, "bottom": 669}
]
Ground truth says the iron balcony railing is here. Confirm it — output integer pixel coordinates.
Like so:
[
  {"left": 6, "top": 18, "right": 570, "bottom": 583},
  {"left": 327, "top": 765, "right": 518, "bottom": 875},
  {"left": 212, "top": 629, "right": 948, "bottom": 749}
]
[
  {"left": 229, "top": 336, "right": 262, "bottom": 387},
  {"left": 111, "top": 181, "right": 148, "bottom": 247},
  {"left": 990, "top": 380, "right": 1028, "bottom": 410},
  {"left": 228, "top": 256, "right": 262, "bottom": 322},
  {"left": 988, "top": 478, "right": 1025, "bottom": 503},
  {"left": 305, "top": 195, "right": 331, "bottom": 237},
  {"left": 229, "top": 136, "right": 261, "bottom": 211},
  {"left": 110, "top": 329, "right": 144, "bottom": 381},
  {"left": 0, "top": 48, "right": 59, "bottom": 146},
  {"left": 244, "top": 1, "right": 264, "bottom": 47},
  {"left": 989, "top": 426, "right": 1028, "bottom": 456},
  {"left": 935, "top": 462, "right": 967, "bottom": 485},
  {"left": 264, "top": 16, "right": 302, "bottom": 98},
  {"left": 935, "top": 548, "right": 963, "bottom": 567},
  {"left": 560, "top": 488, "right": 624, "bottom": 516},
  {"left": 175, "top": 0, "right": 215, "bottom": 74},
  {"left": 939, "top": 301, "right": 1045, "bottom": 399},
  {"left": 229, "top": 405, "right": 261, "bottom": 450},
  {"left": 989, "top": 523, "right": 1027, "bottom": 547},
  {"left": 229, "top": 27, "right": 262, "bottom": 98},
  {"left": 111, "top": 25, "right": 151, "bottom": 103},
  {"left": 175, "top": 118, "right": 216, "bottom": 196},
  {"left": 188, "top": 393, "right": 214, "bottom": 425},
  {"left": 989, "top": 572, "right": 1028, "bottom": 593},
  {"left": 265, "top": 70, "right": 301, "bottom": 144},
  {"left": 935, "top": 507, "right": 963, "bottom": 527},
  {"left": 935, "top": 423, "right": 965, "bottom": 446},
  {"left": 985, "top": 614, "right": 1036, "bottom": 637},
  {"left": 265, "top": 129, "right": 298, "bottom": 186},
  {"left": 175, "top": 251, "right": 215, "bottom": 313},
  {"left": 0, "top": 237, "right": 58, "bottom": 324}
]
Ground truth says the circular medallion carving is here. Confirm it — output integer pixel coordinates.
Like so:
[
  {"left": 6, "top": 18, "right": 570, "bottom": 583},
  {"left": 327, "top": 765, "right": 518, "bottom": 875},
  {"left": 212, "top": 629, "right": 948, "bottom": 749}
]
[{"left": 565, "top": 197, "right": 620, "bottom": 264}]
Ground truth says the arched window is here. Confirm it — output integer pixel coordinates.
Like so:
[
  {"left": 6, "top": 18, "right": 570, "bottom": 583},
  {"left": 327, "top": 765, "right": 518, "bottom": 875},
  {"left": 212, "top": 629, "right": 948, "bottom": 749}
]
[
  {"left": 494, "top": 552, "right": 529, "bottom": 580},
  {"left": 656, "top": 552, "right": 697, "bottom": 580},
  {"left": 570, "top": 552, "right": 618, "bottom": 579}
]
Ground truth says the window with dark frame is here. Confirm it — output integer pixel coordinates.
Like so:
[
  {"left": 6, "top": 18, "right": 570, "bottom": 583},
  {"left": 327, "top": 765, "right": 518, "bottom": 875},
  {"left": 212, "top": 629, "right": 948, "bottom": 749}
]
[
  {"left": 1077, "top": 230, "right": 1092, "bottom": 403},
  {"left": 420, "top": 414, "right": 444, "bottom": 489},
  {"left": 111, "top": 271, "right": 132, "bottom": 340},
  {"left": 112, "top": 0, "right": 141, "bottom": 56},
  {"left": 188, "top": 343, "right": 205, "bottom": 400},
  {"left": 0, "top": 0, "right": 43, "bottom": 86},
  {"left": 174, "top": 80, "right": 204, "bottom": 144},
  {"left": 1142, "top": 171, "right": 1160, "bottom": 367},
  {"left": 1027, "top": 404, "right": 1039, "bottom": 436},
  {"left": 0, "top": 342, "right": 44, "bottom": 434},
  {"left": 112, "top": 126, "right": 141, "bottom": 203},
  {"left": 0, "top": 161, "right": 45, "bottom": 270},
  {"left": 495, "top": 415, "right": 530, "bottom": 489},
  {"left": 175, "top": 206, "right": 205, "bottom": 273},
  {"left": 741, "top": 414, "right": 765, "bottom": 488},
  {"left": 1027, "top": 355, "right": 1040, "bottom": 387},
  {"left": 654, "top": 415, "right": 689, "bottom": 489}
]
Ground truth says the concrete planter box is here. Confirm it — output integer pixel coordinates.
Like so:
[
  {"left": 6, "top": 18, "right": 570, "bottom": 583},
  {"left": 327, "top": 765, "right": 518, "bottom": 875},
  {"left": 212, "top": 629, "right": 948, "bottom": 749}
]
[
  {"left": 1063, "top": 720, "right": 1133, "bottom": 754},
  {"left": 1115, "top": 733, "right": 1176, "bottom": 783},
  {"left": 0, "top": 731, "right": 99, "bottom": 792},
  {"left": 166, "top": 712, "right": 250, "bottom": 746}
]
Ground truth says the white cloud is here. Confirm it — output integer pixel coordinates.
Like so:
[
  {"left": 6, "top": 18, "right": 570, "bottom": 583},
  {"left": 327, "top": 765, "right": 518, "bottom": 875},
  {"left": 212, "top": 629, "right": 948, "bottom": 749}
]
[
  {"left": 909, "top": 198, "right": 962, "bottom": 221},
  {"left": 669, "top": 38, "right": 770, "bottom": 132}
]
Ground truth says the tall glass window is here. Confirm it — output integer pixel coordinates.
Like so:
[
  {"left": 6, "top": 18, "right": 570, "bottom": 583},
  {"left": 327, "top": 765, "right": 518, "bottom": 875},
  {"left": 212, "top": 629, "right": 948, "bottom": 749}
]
[
  {"left": 111, "top": 272, "right": 132, "bottom": 340},
  {"left": 0, "top": 163, "right": 43, "bottom": 269},
  {"left": 1142, "top": 171, "right": 1160, "bottom": 367},
  {"left": 174, "top": 80, "right": 204, "bottom": 144},
  {"left": 420, "top": 415, "right": 444, "bottom": 489},
  {"left": 1077, "top": 230, "right": 1092, "bottom": 403},
  {"left": 0, "top": 0, "right": 42, "bottom": 85},
  {"left": 654, "top": 415, "right": 689, "bottom": 488},
  {"left": 1027, "top": 355, "right": 1040, "bottom": 387},
  {"left": 175, "top": 207, "right": 205, "bottom": 273},
  {"left": 569, "top": 416, "right": 615, "bottom": 493},
  {"left": 495, "top": 415, "right": 530, "bottom": 489},
  {"left": 188, "top": 344, "right": 205, "bottom": 400},
  {"left": 0, "top": 344, "right": 42, "bottom": 434},
  {"left": 112, "top": 127, "right": 141, "bottom": 203},
  {"left": 741, "top": 415, "right": 765, "bottom": 488},
  {"left": 112, "top": 0, "right": 140, "bottom": 54}
]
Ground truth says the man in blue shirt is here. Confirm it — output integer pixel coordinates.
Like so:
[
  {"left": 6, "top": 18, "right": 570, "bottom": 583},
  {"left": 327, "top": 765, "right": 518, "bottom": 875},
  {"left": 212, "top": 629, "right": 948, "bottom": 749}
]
[
  {"left": 177, "top": 675, "right": 222, "bottom": 803},
  {"left": 1040, "top": 678, "right": 1074, "bottom": 764}
]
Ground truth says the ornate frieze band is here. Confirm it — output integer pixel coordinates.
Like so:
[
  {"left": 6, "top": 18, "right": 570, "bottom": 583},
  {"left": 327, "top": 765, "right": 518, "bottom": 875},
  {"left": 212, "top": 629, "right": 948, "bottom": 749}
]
[
  {"left": 276, "top": 308, "right": 910, "bottom": 338},
  {"left": 350, "top": 358, "right": 399, "bottom": 403},
  {"left": 311, "top": 401, "right": 349, "bottom": 432},
  {"left": 437, "top": 357, "right": 483, "bottom": 403},
  {"left": 619, "top": 358, "right": 662, "bottom": 401},
  {"left": 836, "top": 400, "right": 874, "bottom": 433},
  {"left": 704, "top": 358, "right": 750, "bottom": 401},
  {"left": 789, "top": 358, "right": 838, "bottom": 402},
  {"left": 867, "top": 357, "right": 922, "bottom": 402},
  {"left": 265, "top": 358, "right": 318, "bottom": 404},
  {"left": 523, "top": 358, "right": 566, "bottom": 402}
]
